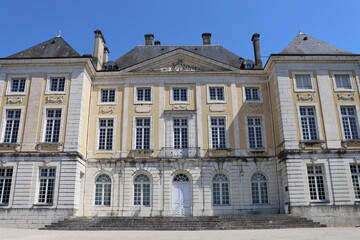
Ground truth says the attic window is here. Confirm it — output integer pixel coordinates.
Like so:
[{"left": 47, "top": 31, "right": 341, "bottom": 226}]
[
  {"left": 51, "top": 40, "right": 56, "bottom": 44},
  {"left": 303, "top": 37, "right": 308, "bottom": 41}
]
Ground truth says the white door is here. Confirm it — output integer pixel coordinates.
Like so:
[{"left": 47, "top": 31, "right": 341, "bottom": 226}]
[{"left": 172, "top": 174, "right": 191, "bottom": 216}]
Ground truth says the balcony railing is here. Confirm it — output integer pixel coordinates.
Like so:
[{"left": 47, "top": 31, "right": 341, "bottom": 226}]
[{"left": 160, "top": 147, "right": 200, "bottom": 158}]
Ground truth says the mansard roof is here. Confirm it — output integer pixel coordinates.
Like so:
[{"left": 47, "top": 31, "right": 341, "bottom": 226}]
[
  {"left": 6, "top": 36, "right": 81, "bottom": 58},
  {"left": 115, "top": 45, "right": 245, "bottom": 70},
  {"left": 279, "top": 32, "right": 353, "bottom": 55}
]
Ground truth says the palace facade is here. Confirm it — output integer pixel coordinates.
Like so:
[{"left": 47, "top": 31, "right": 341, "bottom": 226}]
[{"left": 0, "top": 30, "right": 359, "bottom": 228}]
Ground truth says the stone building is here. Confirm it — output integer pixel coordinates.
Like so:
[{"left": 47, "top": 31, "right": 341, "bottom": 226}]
[{"left": 0, "top": 30, "right": 359, "bottom": 228}]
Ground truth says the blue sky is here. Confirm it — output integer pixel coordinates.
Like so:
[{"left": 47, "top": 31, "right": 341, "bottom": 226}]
[{"left": 1, "top": 0, "right": 359, "bottom": 62}]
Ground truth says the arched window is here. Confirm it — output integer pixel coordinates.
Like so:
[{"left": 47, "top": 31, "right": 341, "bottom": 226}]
[
  {"left": 251, "top": 172, "right": 268, "bottom": 204},
  {"left": 213, "top": 174, "right": 230, "bottom": 205},
  {"left": 134, "top": 174, "right": 150, "bottom": 206},
  {"left": 95, "top": 174, "right": 111, "bottom": 206},
  {"left": 173, "top": 173, "right": 189, "bottom": 182}
]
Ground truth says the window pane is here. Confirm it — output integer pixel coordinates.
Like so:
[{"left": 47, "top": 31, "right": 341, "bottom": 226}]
[{"left": 295, "top": 75, "right": 312, "bottom": 89}]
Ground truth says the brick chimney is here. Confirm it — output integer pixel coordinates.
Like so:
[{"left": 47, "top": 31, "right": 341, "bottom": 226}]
[
  {"left": 251, "top": 33, "right": 263, "bottom": 69},
  {"left": 145, "top": 34, "right": 154, "bottom": 45},
  {"left": 202, "top": 33, "right": 211, "bottom": 45}
]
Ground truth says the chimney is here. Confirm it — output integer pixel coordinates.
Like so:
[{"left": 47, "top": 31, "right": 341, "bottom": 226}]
[
  {"left": 93, "top": 29, "right": 106, "bottom": 70},
  {"left": 145, "top": 34, "right": 154, "bottom": 45},
  {"left": 202, "top": 33, "right": 211, "bottom": 45},
  {"left": 154, "top": 40, "right": 161, "bottom": 45},
  {"left": 251, "top": 33, "right": 263, "bottom": 69},
  {"left": 103, "top": 47, "right": 110, "bottom": 65}
]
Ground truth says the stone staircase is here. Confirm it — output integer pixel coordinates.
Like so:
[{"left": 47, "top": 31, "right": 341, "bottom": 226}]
[{"left": 40, "top": 214, "right": 326, "bottom": 230}]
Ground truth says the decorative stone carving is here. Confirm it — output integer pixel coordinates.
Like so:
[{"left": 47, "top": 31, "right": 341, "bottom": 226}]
[
  {"left": 43, "top": 159, "right": 51, "bottom": 167},
  {"left": 172, "top": 105, "right": 188, "bottom": 110},
  {"left": 247, "top": 104, "right": 262, "bottom": 112},
  {"left": 99, "top": 106, "right": 115, "bottom": 114},
  {"left": 150, "top": 59, "right": 206, "bottom": 72},
  {"left": 337, "top": 93, "right": 354, "bottom": 101},
  {"left": 6, "top": 96, "right": 23, "bottom": 104},
  {"left": 0, "top": 143, "right": 20, "bottom": 152},
  {"left": 300, "top": 140, "right": 325, "bottom": 149},
  {"left": 135, "top": 105, "right": 151, "bottom": 113},
  {"left": 209, "top": 104, "right": 225, "bottom": 112},
  {"left": 45, "top": 96, "right": 63, "bottom": 104},
  {"left": 296, "top": 93, "right": 314, "bottom": 101},
  {"left": 36, "top": 142, "right": 63, "bottom": 151}
]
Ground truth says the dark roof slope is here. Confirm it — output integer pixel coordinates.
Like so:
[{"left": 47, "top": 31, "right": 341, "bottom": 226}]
[
  {"left": 7, "top": 36, "right": 80, "bottom": 58},
  {"left": 280, "top": 33, "right": 353, "bottom": 55},
  {"left": 115, "top": 45, "right": 244, "bottom": 70}
]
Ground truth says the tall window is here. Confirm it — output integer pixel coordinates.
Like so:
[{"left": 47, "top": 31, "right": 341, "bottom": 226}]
[
  {"left": 244, "top": 87, "right": 260, "bottom": 101},
  {"left": 350, "top": 164, "right": 360, "bottom": 199},
  {"left": 251, "top": 172, "right": 268, "bottom": 204},
  {"left": 45, "top": 109, "right": 61, "bottom": 143},
  {"left": 49, "top": 77, "right": 65, "bottom": 92},
  {"left": 3, "top": 110, "right": 21, "bottom": 143},
  {"left": 101, "top": 89, "right": 115, "bottom": 103},
  {"left": 295, "top": 74, "right": 313, "bottom": 90},
  {"left": 209, "top": 87, "right": 225, "bottom": 101},
  {"left": 135, "top": 118, "right": 151, "bottom": 149},
  {"left": 247, "top": 117, "right": 264, "bottom": 149},
  {"left": 38, "top": 168, "right": 56, "bottom": 204},
  {"left": 210, "top": 117, "right": 226, "bottom": 149},
  {"left": 335, "top": 74, "right": 352, "bottom": 90},
  {"left": 98, "top": 119, "right": 113, "bottom": 150},
  {"left": 136, "top": 87, "right": 151, "bottom": 102},
  {"left": 307, "top": 165, "right": 326, "bottom": 201},
  {"left": 10, "top": 78, "right": 26, "bottom": 93},
  {"left": 300, "top": 107, "right": 318, "bottom": 140},
  {"left": 340, "top": 107, "right": 359, "bottom": 140},
  {"left": 0, "top": 168, "right": 13, "bottom": 205},
  {"left": 134, "top": 174, "right": 150, "bottom": 206},
  {"left": 95, "top": 174, "right": 111, "bottom": 206},
  {"left": 213, "top": 174, "right": 230, "bottom": 205},
  {"left": 174, "top": 119, "right": 188, "bottom": 149},
  {"left": 172, "top": 88, "right": 188, "bottom": 102}
]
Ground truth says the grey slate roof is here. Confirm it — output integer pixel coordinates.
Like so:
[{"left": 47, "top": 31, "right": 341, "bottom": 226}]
[
  {"left": 279, "top": 33, "right": 353, "bottom": 55},
  {"left": 115, "top": 45, "right": 245, "bottom": 70},
  {"left": 7, "top": 36, "right": 80, "bottom": 58}
]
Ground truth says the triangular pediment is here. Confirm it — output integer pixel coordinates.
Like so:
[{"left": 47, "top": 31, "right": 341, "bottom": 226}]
[{"left": 120, "top": 49, "right": 239, "bottom": 73}]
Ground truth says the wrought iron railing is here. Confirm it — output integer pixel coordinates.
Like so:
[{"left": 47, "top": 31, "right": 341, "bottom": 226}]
[{"left": 160, "top": 147, "right": 200, "bottom": 158}]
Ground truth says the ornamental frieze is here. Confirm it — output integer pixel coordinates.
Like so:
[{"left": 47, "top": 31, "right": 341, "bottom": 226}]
[
  {"left": 337, "top": 93, "right": 354, "bottom": 101},
  {"left": 45, "top": 96, "right": 63, "bottom": 104},
  {"left": 6, "top": 96, "right": 23, "bottom": 104},
  {"left": 150, "top": 59, "right": 207, "bottom": 72},
  {"left": 296, "top": 93, "right": 314, "bottom": 101}
]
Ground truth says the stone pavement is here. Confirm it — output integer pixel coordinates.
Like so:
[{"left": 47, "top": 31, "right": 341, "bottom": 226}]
[{"left": 0, "top": 227, "right": 359, "bottom": 240}]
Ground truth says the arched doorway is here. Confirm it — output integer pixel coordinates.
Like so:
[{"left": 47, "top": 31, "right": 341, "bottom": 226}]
[{"left": 172, "top": 173, "right": 191, "bottom": 216}]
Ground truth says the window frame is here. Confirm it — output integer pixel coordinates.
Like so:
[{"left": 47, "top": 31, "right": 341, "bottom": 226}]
[
  {"left": 292, "top": 72, "right": 315, "bottom": 92},
  {"left": 350, "top": 164, "right": 360, "bottom": 200},
  {"left": 96, "top": 116, "right": 116, "bottom": 153},
  {"left": 212, "top": 173, "right": 230, "bottom": 206},
  {"left": 245, "top": 114, "right": 266, "bottom": 150},
  {"left": 37, "top": 167, "right": 56, "bottom": 205},
  {"left": 338, "top": 104, "right": 360, "bottom": 140},
  {"left": 296, "top": 103, "right": 323, "bottom": 141},
  {"left": 207, "top": 84, "right": 227, "bottom": 104},
  {"left": 0, "top": 106, "right": 25, "bottom": 144},
  {"left": 307, "top": 164, "right": 327, "bottom": 202},
  {"left": 40, "top": 106, "right": 65, "bottom": 144},
  {"left": 242, "top": 84, "right": 262, "bottom": 102},
  {"left": 6, "top": 74, "right": 29, "bottom": 96},
  {"left": 251, "top": 172, "right": 269, "bottom": 204},
  {"left": 170, "top": 85, "right": 190, "bottom": 104},
  {"left": 0, "top": 167, "right": 14, "bottom": 206},
  {"left": 133, "top": 173, "right": 151, "bottom": 207},
  {"left": 134, "top": 85, "right": 153, "bottom": 104},
  {"left": 98, "top": 86, "right": 117, "bottom": 105},
  {"left": 208, "top": 115, "right": 229, "bottom": 150},
  {"left": 332, "top": 72, "right": 355, "bottom": 92},
  {"left": 132, "top": 116, "right": 153, "bottom": 150},
  {"left": 45, "top": 74, "right": 68, "bottom": 95},
  {"left": 94, "top": 173, "right": 112, "bottom": 206}
]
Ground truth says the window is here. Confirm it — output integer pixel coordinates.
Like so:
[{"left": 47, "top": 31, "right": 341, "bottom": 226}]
[
  {"left": 136, "top": 87, "right": 151, "bottom": 103},
  {"left": 334, "top": 74, "right": 352, "bottom": 90},
  {"left": 251, "top": 172, "right": 268, "bottom": 204},
  {"left": 101, "top": 89, "right": 116, "bottom": 103},
  {"left": 45, "top": 109, "right": 61, "bottom": 143},
  {"left": 213, "top": 174, "right": 230, "bottom": 205},
  {"left": 244, "top": 87, "right": 260, "bottom": 102},
  {"left": 295, "top": 74, "right": 313, "bottom": 90},
  {"left": 0, "top": 168, "right": 13, "bottom": 205},
  {"left": 135, "top": 118, "right": 151, "bottom": 149},
  {"left": 95, "top": 174, "right": 111, "bottom": 206},
  {"left": 350, "top": 164, "right": 360, "bottom": 199},
  {"left": 299, "top": 107, "right": 319, "bottom": 140},
  {"left": 134, "top": 174, "right": 150, "bottom": 206},
  {"left": 98, "top": 119, "right": 113, "bottom": 150},
  {"left": 38, "top": 168, "right": 56, "bottom": 204},
  {"left": 10, "top": 78, "right": 26, "bottom": 93},
  {"left": 340, "top": 106, "right": 359, "bottom": 140},
  {"left": 307, "top": 165, "right": 326, "bottom": 201},
  {"left": 210, "top": 117, "right": 226, "bottom": 149},
  {"left": 172, "top": 87, "right": 188, "bottom": 102},
  {"left": 247, "top": 117, "right": 264, "bottom": 149},
  {"left": 3, "top": 110, "right": 21, "bottom": 143},
  {"left": 174, "top": 119, "right": 188, "bottom": 149},
  {"left": 208, "top": 86, "right": 225, "bottom": 102},
  {"left": 49, "top": 77, "right": 65, "bottom": 92}
]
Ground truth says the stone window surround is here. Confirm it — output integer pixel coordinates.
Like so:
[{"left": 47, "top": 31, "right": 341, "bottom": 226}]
[
  {"left": 0, "top": 162, "right": 17, "bottom": 208},
  {"left": 95, "top": 115, "right": 117, "bottom": 154},
  {"left": 39, "top": 105, "right": 65, "bottom": 144},
  {"left": 292, "top": 71, "right": 316, "bottom": 92},
  {"left": 98, "top": 86, "right": 118, "bottom": 105},
  {"left": 244, "top": 114, "right": 266, "bottom": 151},
  {"left": 331, "top": 71, "right": 355, "bottom": 92},
  {"left": 132, "top": 172, "right": 152, "bottom": 207},
  {"left": 132, "top": 115, "right": 153, "bottom": 151},
  {"left": 0, "top": 106, "right": 25, "bottom": 145},
  {"left": 206, "top": 84, "right": 227, "bottom": 104},
  {"left": 45, "top": 74, "right": 69, "bottom": 95},
  {"left": 212, "top": 172, "right": 231, "bottom": 206},
  {"left": 337, "top": 103, "right": 360, "bottom": 141},
  {"left": 242, "top": 84, "right": 263, "bottom": 103},
  {"left": 133, "top": 85, "right": 153, "bottom": 105},
  {"left": 169, "top": 85, "right": 191, "bottom": 105},
  {"left": 6, "top": 74, "right": 30, "bottom": 96},
  {"left": 296, "top": 103, "right": 324, "bottom": 141},
  {"left": 207, "top": 114, "right": 230, "bottom": 150}
]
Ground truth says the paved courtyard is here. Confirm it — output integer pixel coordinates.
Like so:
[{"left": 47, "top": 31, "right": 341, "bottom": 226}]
[{"left": 0, "top": 227, "right": 359, "bottom": 240}]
